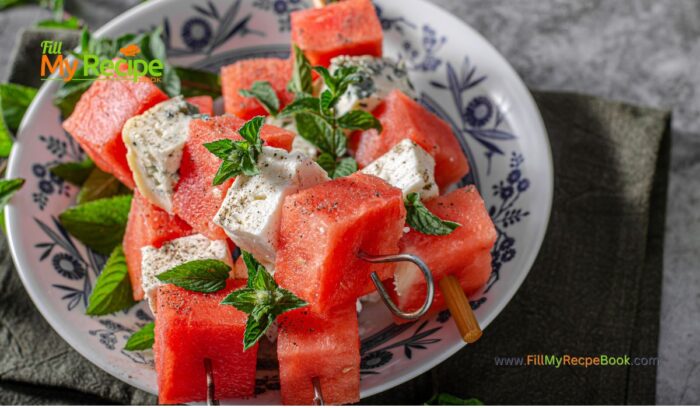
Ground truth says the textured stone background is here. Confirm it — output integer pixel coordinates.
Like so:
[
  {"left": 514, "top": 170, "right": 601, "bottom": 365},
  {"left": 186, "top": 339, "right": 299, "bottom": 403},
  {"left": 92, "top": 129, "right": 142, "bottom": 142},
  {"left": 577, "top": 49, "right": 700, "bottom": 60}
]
[{"left": 0, "top": 0, "right": 698, "bottom": 404}]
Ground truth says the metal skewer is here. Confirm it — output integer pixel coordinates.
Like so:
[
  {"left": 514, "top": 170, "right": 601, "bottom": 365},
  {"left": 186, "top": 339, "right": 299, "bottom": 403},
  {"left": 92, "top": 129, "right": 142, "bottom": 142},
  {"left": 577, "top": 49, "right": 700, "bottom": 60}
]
[
  {"left": 204, "top": 358, "right": 219, "bottom": 406},
  {"left": 312, "top": 377, "right": 325, "bottom": 405},
  {"left": 358, "top": 252, "right": 435, "bottom": 321}
]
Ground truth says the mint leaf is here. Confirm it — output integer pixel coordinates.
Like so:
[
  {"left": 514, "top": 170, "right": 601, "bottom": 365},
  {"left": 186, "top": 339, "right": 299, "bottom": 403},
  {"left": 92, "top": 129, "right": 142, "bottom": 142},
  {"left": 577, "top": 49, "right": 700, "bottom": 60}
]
[
  {"left": 338, "top": 110, "right": 382, "bottom": 132},
  {"left": 49, "top": 158, "right": 95, "bottom": 185},
  {"left": 36, "top": 16, "right": 81, "bottom": 30},
  {"left": 124, "top": 322, "right": 155, "bottom": 351},
  {"left": 75, "top": 167, "right": 130, "bottom": 204},
  {"left": 0, "top": 178, "right": 24, "bottom": 208},
  {"left": 0, "top": 83, "right": 38, "bottom": 132},
  {"left": 59, "top": 195, "right": 132, "bottom": 255},
  {"left": 405, "top": 192, "right": 461, "bottom": 236},
  {"left": 156, "top": 259, "right": 230, "bottom": 293},
  {"left": 141, "top": 26, "right": 180, "bottom": 97},
  {"left": 425, "top": 393, "right": 482, "bottom": 406},
  {"left": 313, "top": 66, "right": 335, "bottom": 93},
  {"left": 240, "top": 81, "right": 280, "bottom": 116},
  {"left": 175, "top": 66, "right": 221, "bottom": 98},
  {"left": 86, "top": 245, "right": 136, "bottom": 315},
  {"left": 288, "top": 44, "right": 313, "bottom": 97},
  {"left": 204, "top": 116, "right": 265, "bottom": 185},
  {"left": 279, "top": 97, "right": 318, "bottom": 117},
  {"left": 316, "top": 153, "right": 357, "bottom": 179},
  {"left": 221, "top": 251, "right": 307, "bottom": 350}
]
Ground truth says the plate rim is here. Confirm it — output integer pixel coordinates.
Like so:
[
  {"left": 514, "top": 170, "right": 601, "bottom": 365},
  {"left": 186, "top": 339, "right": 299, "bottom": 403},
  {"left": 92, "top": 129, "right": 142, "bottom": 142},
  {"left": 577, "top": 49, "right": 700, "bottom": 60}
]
[{"left": 5, "top": 0, "right": 554, "bottom": 401}]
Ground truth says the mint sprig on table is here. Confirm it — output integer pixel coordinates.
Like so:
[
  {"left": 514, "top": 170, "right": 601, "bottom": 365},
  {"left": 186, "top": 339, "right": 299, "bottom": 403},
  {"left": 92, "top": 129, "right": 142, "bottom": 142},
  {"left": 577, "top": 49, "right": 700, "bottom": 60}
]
[
  {"left": 124, "top": 322, "right": 155, "bottom": 351},
  {"left": 0, "top": 83, "right": 38, "bottom": 157},
  {"left": 204, "top": 116, "right": 265, "bottom": 185},
  {"left": 156, "top": 259, "right": 231, "bottom": 293},
  {"left": 405, "top": 192, "right": 461, "bottom": 236},
  {"left": 222, "top": 251, "right": 307, "bottom": 350},
  {"left": 86, "top": 245, "right": 136, "bottom": 316}
]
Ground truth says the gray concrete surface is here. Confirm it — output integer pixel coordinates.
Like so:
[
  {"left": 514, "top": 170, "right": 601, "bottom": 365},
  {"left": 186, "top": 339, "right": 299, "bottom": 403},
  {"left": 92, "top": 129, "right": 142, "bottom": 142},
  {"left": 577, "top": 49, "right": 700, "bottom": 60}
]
[{"left": 0, "top": 0, "right": 698, "bottom": 404}]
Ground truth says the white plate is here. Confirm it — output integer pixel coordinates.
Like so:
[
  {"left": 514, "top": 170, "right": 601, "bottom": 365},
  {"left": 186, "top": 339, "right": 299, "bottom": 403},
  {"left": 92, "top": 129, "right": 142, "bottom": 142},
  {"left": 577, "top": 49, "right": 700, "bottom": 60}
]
[{"left": 5, "top": 0, "right": 553, "bottom": 403}]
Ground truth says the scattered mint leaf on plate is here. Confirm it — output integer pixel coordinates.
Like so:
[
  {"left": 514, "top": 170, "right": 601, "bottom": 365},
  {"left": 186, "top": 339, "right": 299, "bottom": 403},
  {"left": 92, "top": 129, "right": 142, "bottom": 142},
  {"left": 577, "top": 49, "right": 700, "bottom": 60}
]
[
  {"left": 75, "top": 167, "right": 130, "bottom": 204},
  {"left": 204, "top": 116, "right": 265, "bottom": 185},
  {"left": 425, "top": 393, "right": 483, "bottom": 405},
  {"left": 221, "top": 251, "right": 307, "bottom": 350},
  {"left": 59, "top": 195, "right": 132, "bottom": 255},
  {"left": 86, "top": 245, "right": 136, "bottom": 315},
  {"left": 124, "top": 322, "right": 155, "bottom": 351},
  {"left": 156, "top": 259, "right": 231, "bottom": 293},
  {"left": 49, "top": 157, "right": 95, "bottom": 186},
  {"left": 405, "top": 192, "right": 461, "bottom": 236},
  {"left": 240, "top": 81, "right": 280, "bottom": 116}
]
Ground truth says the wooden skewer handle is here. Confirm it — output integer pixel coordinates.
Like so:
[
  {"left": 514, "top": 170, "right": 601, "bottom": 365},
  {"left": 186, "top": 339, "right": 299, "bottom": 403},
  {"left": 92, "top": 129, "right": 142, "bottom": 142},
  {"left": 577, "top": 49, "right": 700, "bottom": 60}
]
[{"left": 438, "top": 275, "right": 482, "bottom": 344}]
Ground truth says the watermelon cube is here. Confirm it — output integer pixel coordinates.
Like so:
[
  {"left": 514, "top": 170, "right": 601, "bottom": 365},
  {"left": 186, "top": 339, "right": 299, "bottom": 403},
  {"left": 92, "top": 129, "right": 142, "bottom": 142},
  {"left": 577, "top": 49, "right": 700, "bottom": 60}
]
[
  {"left": 221, "top": 58, "right": 295, "bottom": 119},
  {"left": 155, "top": 280, "right": 258, "bottom": 404},
  {"left": 393, "top": 186, "right": 497, "bottom": 315},
  {"left": 277, "top": 306, "right": 360, "bottom": 405},
  {"left": 123, "top": 190, "right": 193, "bottom": 301},
  {"left": 62, "top": 79, "right": 169, "bottom": 189},
  {"left": 186, "top": 95, "right": 214, "bottom": 116},
  {"left": 352, "top": 90, "right": 470, "bottom": 189},
  {"left": 172, "top": 115, "right": 295, "bottom": 240},
  {"left": 290, "top": 0, "right": 383, "bottom": 67},
  {"left": 275, "top": 173, "right": 406, "bottom": 313}
]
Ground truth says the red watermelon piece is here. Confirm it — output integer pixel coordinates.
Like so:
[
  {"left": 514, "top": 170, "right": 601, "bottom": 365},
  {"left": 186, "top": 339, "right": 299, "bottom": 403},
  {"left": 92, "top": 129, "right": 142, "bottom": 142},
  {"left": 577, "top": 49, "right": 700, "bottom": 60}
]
[
  {"left": 186, "top": 95, "right": 214, "bottom": 116},
  {"left": 123, "top": 190, "right": 193, "bottom": 301},
  {"left": 352, "top": 90, "right": 470, "bottom": 189},
  {"left": 221, "top": 58, "right": 295, "bottom": 119},
  {"left": 393, "top": 186, "right": 496, "bottom": 316},
  {"left": 277, "top": 306, "right": 360, "bottom": 405},
  {"left": 172, "top": 115, "right": 295, "bottom": 240},
  {"left": 290, "top": 0, "right": 383, "bottom": 67},
  {"left": 275, "top": 173, "right": 405, "bottom": 313},
  {"left": 62, "top": 79, "right": 168, "bottom": 189},
  {"left": 155, "top": 280, "right": 258, "bottom": 404}
]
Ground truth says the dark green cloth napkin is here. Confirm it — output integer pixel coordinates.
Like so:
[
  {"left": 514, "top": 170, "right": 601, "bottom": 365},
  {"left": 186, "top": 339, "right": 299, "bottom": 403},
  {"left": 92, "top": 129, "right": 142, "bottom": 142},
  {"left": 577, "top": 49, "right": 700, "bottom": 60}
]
[{"left": 0, "top": 28, "right": 669, "bottom": 405}]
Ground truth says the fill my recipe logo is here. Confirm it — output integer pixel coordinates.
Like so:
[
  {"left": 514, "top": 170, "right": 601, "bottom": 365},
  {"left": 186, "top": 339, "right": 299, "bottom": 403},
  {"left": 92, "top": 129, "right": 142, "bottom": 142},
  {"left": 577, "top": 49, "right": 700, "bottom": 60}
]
[
  {"left": 494, "top": 354, "right": 659, "bottom": 368},
  {"left": 40, "top": 40, "right": 163, "bottom": 83}
]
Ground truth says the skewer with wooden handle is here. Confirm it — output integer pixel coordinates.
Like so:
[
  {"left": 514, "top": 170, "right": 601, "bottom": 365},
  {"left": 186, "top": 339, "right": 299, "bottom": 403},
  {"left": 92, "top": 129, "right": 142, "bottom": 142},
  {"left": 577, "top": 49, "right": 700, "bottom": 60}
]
[{"left": 439, "top": 275, "right": 482, "bottom": 343}]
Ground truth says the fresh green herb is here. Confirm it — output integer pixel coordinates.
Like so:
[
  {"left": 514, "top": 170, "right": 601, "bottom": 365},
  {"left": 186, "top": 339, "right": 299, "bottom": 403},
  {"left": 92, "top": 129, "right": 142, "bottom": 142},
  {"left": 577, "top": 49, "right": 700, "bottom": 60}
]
[
  {"left": 221, "top": 251, "right": 307, "bottom": 350},
  {"left": 156, "top": 259, "right": 231, "bottom": 293},
  {"left": 75, "top": 167, "right": 130, "bottom": 204},
  {"left": 175, "top": 66, "right": 222, "bottom": 98},
  {"left": 0, "top": 178, "right": 25, "bottom": 209},
  {"left": 0, "top": 0, "right": 30, "bottom": 10},
  {"left": 0, "top": 83, "right": 38, "bottom": 157},
  {"left": 204, "top": 116, "right": 265, "bottom": 185},
  {"left": 281, "top": 58, "right": 380, "bottom": 178},
  {"left": 59, "top": 195, "right": 132, "bottom": 255},
  {"left": 36, "top": 16, "right": 81, "bottom": 30},
  {"left": 49, "top": 157, "right": 95, "bottom": 186},
  {"left": 405, "top": 192, "right": 461, "bottom": 236},
  {"left": 240, "top": 81, "right": 280, "bottom": 117},
  {"left": 425, "top": 393, "right": 483, "bottom": 405},
  {"left": 316, "top": 154, "right": 357, "bottom": 179},
  {"left": 287, "top": 44, "right": 313, "bottom": 97},
  {"left": 0, "top": 178, "right": 24, "bottom": 233},
  {"left": 86, "top": 245, "right": 136, "bottom": 315},
  {"left": 124, "top": 322, "right": 155, "bottom": 351}
]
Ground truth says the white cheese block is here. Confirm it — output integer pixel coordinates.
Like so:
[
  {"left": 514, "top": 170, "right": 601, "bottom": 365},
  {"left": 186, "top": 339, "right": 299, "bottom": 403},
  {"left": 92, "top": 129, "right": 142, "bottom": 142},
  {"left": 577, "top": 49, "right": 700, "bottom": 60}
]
[
  {"left": 140, "top": 233, "right": 233, "bottom": 312},
  {"left": 329, "top": 56, "right": 416, "bottom": 117},
  {"left": 214, "top": 147, "right": 329, "bottom": 265},
  {"left": 123, "top": 96, "right": 196, "bottom": 213},
  {"left": 361, "top": 139, "right": 439, "bottom": 199}
]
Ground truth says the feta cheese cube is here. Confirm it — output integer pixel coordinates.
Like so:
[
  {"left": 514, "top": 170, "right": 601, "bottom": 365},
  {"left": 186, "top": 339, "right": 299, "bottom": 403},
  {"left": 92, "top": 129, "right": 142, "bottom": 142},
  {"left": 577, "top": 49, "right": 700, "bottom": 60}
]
[
  {"left": 329, "top": 56, "right": 416, "bottom": 117},
  {"left": 214, "top": 147, "right": 329, "bottom": 265},
  {"left": 140, "top": 233, "right": 233, "bottom": 312},
  {"left": 123, "top": 96, "right": 197, "bottom": 213},
  {"left": 361, "top": 139, "right": 439, "bottom": 199}
]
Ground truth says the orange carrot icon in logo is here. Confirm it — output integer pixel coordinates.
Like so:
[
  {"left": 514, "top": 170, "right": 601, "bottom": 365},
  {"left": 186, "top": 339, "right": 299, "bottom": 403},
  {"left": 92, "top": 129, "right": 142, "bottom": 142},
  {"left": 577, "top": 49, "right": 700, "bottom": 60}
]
[{"left": 120, "top": 44, "right": 141, "bottom": 57}]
